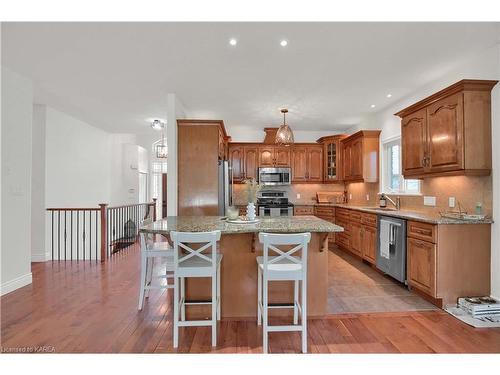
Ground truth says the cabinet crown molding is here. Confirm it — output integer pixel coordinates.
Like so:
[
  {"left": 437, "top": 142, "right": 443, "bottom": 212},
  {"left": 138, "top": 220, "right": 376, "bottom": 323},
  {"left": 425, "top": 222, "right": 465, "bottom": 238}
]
[{"left": 395, "top": 79, "right": 498, "bottom": 118}]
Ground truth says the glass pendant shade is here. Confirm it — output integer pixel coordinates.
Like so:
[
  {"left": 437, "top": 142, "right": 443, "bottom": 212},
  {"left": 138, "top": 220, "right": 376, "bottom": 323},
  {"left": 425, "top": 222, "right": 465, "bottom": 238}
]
[
  {"left": 156, "top": 143, "right": 168, "bottom": 158},
  {"left": 275, "top": 108, "right": 294, "bottom": 146},
  {"left": 156, "top": 133, "right": 168, "bottom": 158}
]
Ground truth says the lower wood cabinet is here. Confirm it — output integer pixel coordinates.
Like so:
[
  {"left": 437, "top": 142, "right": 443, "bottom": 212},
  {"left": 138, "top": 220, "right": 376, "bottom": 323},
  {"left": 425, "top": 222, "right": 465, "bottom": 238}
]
[
  {"left": 294, "top": 206, "right": 314, "bottom": 216},
  {"left": 407, "top": 237, "right": 436, "bottom": 296},
  {"left": 313, "top": 206, "right": 335, "bottom": 244},
  {"left": 349, "top": 220, "right": 363, "bottom": 256},
  {"left": 361, "top": 217, "right": 377, "bottom": 264},
  {"left": 335, "top": 209, "right": 377, "bottom": 265}
]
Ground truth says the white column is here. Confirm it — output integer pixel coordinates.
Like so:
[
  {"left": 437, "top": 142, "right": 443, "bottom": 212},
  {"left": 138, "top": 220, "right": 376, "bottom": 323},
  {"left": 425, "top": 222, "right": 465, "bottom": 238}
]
[
  {"left": 166, "top": 93, "right": 186, "bottom": 216},
  {"left": 31, "top": 104, "right": 48, "bottom": 261}
]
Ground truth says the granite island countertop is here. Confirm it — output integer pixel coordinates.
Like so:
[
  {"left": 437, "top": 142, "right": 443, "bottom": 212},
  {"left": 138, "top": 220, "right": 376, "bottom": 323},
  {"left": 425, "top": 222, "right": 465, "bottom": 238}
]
[{"left": 140, "top": 215, "right": 344, "bottom": 235}]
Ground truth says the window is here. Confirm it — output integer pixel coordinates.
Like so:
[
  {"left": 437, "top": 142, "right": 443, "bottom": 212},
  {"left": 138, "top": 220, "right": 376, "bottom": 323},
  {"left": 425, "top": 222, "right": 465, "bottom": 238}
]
[{"left": 383, "top": 138, "right": 420, "bottom": 195}]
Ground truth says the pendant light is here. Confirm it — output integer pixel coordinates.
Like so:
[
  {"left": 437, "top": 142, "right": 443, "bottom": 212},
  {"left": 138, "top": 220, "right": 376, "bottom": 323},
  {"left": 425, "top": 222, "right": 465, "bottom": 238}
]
[
  {"left": 275, "top": 108, "right": 294, "bottom": 146},
  {"left": 151, "top": 120, "right": 168, "bottom": 158}
]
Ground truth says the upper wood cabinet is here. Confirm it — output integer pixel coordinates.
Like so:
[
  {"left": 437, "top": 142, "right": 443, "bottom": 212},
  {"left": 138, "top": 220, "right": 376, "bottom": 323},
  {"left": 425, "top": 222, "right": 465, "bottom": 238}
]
[
  {"left": 341, "top": 130, "right": 381, "bottom": 183},
  {"left": 244, "top": 146, "right": 258, "bottom": 181},
  {"left": 291, "top": 145, "right": 323, "bottom": 183},
  {"left": 291, "top": 147, "right": 308, "bottom": 182},
  {"left": 258, "top": 146, "right": 290, "bottom": 168},
  {"left": 401, "top": 109, "right": 427, "bottom": 177},
  {"left": 229, "top": 144, "right": 245, "bottom": 183},
  {"left": 317, "top": 135, "right": 346, "bottom": 182},
  {"left": 396, "top": 79, "right": 498, "bottom": 178}
]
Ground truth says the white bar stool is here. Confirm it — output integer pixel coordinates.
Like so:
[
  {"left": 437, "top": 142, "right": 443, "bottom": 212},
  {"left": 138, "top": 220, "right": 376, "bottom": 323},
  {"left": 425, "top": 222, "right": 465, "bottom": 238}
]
[
  {"left": 171, "top": 230, "right": 222, "bottom": 348},
  {"left": 257, "top": 232, "right": 311, "bottom": 353},
  {"left": 138, "top": 217, "right": 175, "bottom": 310}
]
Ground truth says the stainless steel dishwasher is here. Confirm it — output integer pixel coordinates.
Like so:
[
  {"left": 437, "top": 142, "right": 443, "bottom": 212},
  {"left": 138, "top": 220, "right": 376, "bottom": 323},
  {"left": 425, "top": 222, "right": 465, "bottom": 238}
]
[{"left": 376, "top": 215, "right": 407, "bottom": 283}]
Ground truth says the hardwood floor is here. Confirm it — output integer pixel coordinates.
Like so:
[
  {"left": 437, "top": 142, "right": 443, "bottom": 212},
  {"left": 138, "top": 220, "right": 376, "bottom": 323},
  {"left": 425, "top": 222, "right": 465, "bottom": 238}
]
[{"left": 2, "top": 244, "right": 500, "bottom": 353}]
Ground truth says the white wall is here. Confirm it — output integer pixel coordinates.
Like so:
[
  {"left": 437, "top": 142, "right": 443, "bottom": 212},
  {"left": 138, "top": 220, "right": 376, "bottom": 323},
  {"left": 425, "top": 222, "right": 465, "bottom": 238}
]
[
  {"left": 1, "top": 67, "right": 34, "bottom": 295},
  {"left": 31, "top": 104, "right": 47, "bottom": 261},
  {"left": 109, "top": 134, "right": 137, "bottom": 205},
  {"left": 45, "top": 107, "right": 111, "bottom": 207},
  {"left": 353, "top": 43, "right": 500, "bottom": 299}
]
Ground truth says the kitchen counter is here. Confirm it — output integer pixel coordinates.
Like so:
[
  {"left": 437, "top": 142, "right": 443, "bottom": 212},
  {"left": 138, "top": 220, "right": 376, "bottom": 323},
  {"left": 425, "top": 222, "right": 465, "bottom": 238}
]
[
  {"left": 293, "top": 202, "right": 492, "bottom": 225},
  {"left": 140, "top": 215, "right": 342, "bottom": 319},
  {"left": 333, "top": 204, "right": 493, "bottom": 225},
  {"left": 140, "top": 215, "right": 344, "bottom": 235}
]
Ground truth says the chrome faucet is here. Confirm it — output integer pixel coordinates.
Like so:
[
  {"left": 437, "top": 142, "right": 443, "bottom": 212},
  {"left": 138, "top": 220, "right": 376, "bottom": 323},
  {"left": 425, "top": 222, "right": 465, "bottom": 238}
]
[{"left": 383, "top": 194, "right": 401, "bottom": 210}]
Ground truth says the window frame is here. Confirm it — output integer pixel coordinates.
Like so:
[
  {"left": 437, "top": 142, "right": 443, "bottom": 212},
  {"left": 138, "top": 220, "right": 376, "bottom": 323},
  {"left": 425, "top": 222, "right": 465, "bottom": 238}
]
[{"left": 381, "top": 136, "right": 421, "bottom": 196}]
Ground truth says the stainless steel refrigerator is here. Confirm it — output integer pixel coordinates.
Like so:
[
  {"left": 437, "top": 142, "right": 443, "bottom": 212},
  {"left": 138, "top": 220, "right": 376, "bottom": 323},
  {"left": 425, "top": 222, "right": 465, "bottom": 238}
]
[{"left": 218, "top": 160, "right": 232, "bottom": 216}]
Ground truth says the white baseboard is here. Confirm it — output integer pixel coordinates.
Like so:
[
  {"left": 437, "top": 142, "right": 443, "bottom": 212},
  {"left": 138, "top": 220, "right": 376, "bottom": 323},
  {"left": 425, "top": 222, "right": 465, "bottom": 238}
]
[
  {"left": 1, "top": 273, "right": 33, "bottom": 296},
  {"left": 31, "top": 251, "right": 51, "bottom": 262}
]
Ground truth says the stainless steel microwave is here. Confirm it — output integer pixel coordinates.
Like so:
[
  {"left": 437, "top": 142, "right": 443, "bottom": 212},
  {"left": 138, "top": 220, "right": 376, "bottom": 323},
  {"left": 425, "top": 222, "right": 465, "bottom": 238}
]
[{"left": 258, "top": 167, "right": 291, "bottom": 186}]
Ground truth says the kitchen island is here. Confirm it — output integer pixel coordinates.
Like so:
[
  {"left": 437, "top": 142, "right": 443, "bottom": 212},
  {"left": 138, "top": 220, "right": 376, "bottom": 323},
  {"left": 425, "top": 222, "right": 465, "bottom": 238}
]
[{"left": 140, "top": 216, "right": 343, "bottom": 318}]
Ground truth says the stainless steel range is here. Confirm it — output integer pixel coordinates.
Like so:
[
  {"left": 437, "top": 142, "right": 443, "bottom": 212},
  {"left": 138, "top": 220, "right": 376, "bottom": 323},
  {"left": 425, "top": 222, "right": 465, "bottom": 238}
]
[{"left": 257, "top": 190, "right": 294, "bottom": 217}]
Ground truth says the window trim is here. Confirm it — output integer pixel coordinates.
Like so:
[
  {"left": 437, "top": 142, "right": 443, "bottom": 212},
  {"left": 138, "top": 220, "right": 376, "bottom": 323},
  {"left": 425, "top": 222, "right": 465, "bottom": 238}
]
[{"left": 381, "top": 136, "right": 421, "bottom": 196}]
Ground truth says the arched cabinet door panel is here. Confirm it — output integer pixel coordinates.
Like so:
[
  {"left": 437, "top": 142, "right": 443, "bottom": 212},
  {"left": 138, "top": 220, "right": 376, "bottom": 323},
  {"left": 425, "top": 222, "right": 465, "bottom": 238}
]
[
  {"left": 402, "top": 108, "right": 427, "bottom": 176},
  {"left": 426, "top": 93, "right": 464, "bottom": 173}
]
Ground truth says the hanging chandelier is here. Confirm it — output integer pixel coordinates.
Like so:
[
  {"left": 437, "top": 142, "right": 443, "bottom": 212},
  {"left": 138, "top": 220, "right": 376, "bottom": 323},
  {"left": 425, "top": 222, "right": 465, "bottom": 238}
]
[
  {"left": 151, "top": 120, "right": 168, "bottom": 158},
  {"left": 275, "top": 108, "right": 294, "bottom": 146}
]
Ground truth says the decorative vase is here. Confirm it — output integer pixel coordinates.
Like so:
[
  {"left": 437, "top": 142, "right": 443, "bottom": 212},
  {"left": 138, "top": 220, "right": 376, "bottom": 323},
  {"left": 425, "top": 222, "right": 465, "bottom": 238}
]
[{"left": 246, "top": 202, "right": 256, "bottom": 220}]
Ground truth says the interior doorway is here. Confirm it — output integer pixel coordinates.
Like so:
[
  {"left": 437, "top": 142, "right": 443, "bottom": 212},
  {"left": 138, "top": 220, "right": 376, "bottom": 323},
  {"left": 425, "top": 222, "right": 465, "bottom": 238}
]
[{"left": 162, "top": 173, "right": 167, "bottom": 218}]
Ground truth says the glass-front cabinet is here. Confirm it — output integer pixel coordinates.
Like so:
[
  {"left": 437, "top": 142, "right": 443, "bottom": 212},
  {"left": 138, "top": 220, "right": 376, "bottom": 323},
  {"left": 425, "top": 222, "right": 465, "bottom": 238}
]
[{"left": 317, "top": 135, "right": 347, "bottom": 183}]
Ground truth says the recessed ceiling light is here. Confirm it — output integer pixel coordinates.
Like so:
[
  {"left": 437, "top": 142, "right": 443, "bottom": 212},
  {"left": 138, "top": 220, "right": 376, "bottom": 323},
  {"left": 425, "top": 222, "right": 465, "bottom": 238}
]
[
  {"left": 229, "top": 38, "right": 237, "bottom": 46},
  {"left": 370, "top": 104, "right": 376, "bottom": 108},
  {"left": 280, "top": 40, "right": 288, "bottom": 47},
  {"left": 386, "top": 94, "right": 392, "bottom": 98}
]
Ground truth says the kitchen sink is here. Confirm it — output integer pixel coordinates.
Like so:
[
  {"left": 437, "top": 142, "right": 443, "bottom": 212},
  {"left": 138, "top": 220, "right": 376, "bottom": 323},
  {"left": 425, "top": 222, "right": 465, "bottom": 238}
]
[{"left": 361, "top": 207, "right": 397, "bottom": 211}]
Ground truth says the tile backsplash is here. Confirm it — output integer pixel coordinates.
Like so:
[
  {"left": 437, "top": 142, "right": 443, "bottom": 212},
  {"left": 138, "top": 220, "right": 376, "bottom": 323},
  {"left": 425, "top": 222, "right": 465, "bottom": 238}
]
[
  {"left": 233, "top": 175, "right": 492, "bottom": 217},
  {"left": 346, "top": 175, "right": 493, "bottom": 216},
  {"left": 232, "top": 183, "right": 344, "bottom": 205}
]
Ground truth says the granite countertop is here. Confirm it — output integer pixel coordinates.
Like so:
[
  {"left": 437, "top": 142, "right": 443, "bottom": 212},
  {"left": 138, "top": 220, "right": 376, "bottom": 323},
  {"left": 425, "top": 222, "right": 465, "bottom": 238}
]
[
  {"left": 332, "top": 204, "right": 493, "bottom": 225},
  {"left": 140, "top": 216, "right": 344, "bottom": 235}
]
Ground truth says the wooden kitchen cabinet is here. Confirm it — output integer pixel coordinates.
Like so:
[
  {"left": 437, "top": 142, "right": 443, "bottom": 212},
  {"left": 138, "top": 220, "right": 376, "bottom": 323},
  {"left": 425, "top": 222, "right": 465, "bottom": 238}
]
[
  {"left": 406, "top": 220, "right": 491, "bottom": 307},
  {"left": 294, "top": 206, "right": 315, "bottom": 216},
  {"left": 258, "top": 146, "right": 290, "bottom": 168},
  {"left": 396, "top": 79, "right": 498, "bottom": 178},
  {"left": 350, "top": 220, "right": 363, "bottom": 256},
  {"left": 401, "top": 108, "right": 427, "bottom": 177},
  {"left": 426, "top": 93, "right": 464, "bottom": 173},
  {"left": 258, "top": 146, "right": 275, "bottom": 167},
  {"left": 361, "top": 224, "right": 377, "bottom": 264},
  {"left": 291, "top": 145, "right": 323, "bottom": 183},
  {"left": 229, "top": 144, "right": 245, "bottom": 183},
  {"left": 291, "top": 147, "right": 308, "bottom": 182},
  {"left": 308, "top": 147, "right": 323, "bottom": 182},
  {"left": 178, "top": 119, "right": 229, "bottom": 215},
  {"left": 244, "top": 146, "right": 259, "bottom": 181},
  {"left": 314, "top": 206, "right": 335, "bottom": 244},
  {"left": 317, "top": 135, "right": 347, "bottom": 182},
  {"left": 341, "top": 130, "right": 381, "bottom": 183},
  {"left": 407, "top": 237, "right": 436, "bottom": 297},
  {"left": 360, "top": 213, "right": 377, "bottom": 264},
  {"left": 275, "top": 147, "right": 291, "bottom": 167}
]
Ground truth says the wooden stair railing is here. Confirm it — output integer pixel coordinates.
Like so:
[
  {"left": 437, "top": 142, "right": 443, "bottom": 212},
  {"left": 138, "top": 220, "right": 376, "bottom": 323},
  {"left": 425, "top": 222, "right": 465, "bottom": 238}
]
[{"left": 46, "top": 199, "right": 157, "bottom": 262}]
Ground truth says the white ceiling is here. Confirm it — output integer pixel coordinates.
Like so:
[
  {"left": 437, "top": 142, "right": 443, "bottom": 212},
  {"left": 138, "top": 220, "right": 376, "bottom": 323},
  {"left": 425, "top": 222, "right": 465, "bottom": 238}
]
[{"left": 2, "top": 22, "right": 499, "bottom": 134}]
